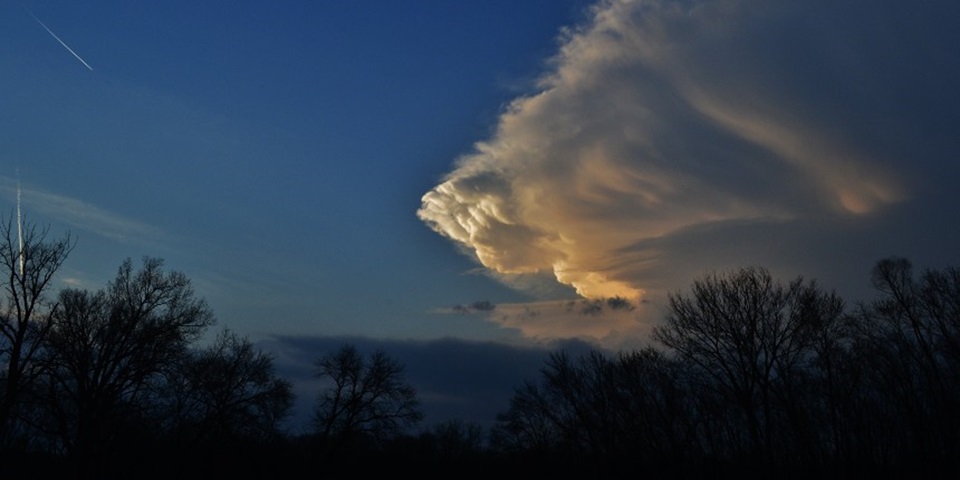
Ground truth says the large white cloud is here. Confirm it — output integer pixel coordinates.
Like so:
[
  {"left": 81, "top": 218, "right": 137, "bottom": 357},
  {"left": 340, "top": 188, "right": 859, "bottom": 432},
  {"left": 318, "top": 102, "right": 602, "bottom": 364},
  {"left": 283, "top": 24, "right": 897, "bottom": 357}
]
[{"left": 419, "top": 0, "right": 960, "bottom": 344}]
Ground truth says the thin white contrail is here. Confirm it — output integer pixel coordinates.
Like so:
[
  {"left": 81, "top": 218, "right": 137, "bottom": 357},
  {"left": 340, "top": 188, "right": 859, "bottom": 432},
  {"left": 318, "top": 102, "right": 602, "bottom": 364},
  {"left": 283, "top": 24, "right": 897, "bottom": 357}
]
[
  {"left": 16, "top": 169, "right": 24, "bottom": 277},
  {"left": 24, "top": 6, "right": 94, "bottom": 71}
]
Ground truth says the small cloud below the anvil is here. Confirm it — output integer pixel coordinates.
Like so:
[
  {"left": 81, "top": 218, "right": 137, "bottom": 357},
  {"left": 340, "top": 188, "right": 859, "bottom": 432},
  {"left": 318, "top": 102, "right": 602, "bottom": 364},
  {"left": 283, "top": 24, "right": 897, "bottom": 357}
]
[
  {"left": 566, "top": 296, "right": 639, "bottom": 316},
  {"left": 448, "top": 296, "right": 644, "bottom": 317},
  {"left": 451, "top": 300, "right": 497, "bottom": 314}
]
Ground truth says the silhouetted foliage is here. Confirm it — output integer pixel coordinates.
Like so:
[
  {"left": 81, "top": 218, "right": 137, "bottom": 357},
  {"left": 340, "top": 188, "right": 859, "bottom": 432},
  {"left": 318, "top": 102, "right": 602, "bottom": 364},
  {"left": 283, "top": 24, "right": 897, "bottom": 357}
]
[
  {"left": 491, "top": 346, "right": 697, "bottom": 474},
  {"left": 312, "top": 343, "right": 423, "bottom": 452},
  {"left": 163, "top": 327, "right": 294, "bottom": 442},
  {"left": 0, "top": 217, "right": 74, "bottom": 448},
  {"left": 653, "top": 266, "right": 846, "bottom": 465},
  {"left": 493, "top": 260, "right": 960, "bottom": 475},
  {"left": 841, "top": 257, "right": 960, "bottom": 464},
  {"left": 40, "top": 257, "right": 215, "bottom": 476},
  {"left": 5, "top": 252, "right": 960, "bottom": 477},
  {"left": 425, "top": 419, "right": 487, "bottom": 458}
]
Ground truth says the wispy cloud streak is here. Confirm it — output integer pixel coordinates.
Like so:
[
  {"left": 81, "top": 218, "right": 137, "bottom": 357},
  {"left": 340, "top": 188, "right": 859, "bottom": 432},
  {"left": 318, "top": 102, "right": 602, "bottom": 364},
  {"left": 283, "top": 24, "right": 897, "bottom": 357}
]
[{"left": 0, "top": 177, "right": 161, "bottom": 244}]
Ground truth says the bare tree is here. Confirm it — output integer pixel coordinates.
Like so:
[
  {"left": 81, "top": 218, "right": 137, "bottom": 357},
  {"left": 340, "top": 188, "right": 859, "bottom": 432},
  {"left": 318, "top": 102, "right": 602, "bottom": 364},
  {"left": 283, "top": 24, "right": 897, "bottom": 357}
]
[
  {"left": 491, "top": 347, "right": 695, "bottom": 469},
  {"left": 847, "top": 257, "right": 960, "bottom": 461},
  {"left": 164, "top": 327, "right": 294, "bottom": 442},
  {"left": 652, "top": 266, "right": 845, "bottom": 463},
  {"left": 312, "top": 344, "right": 422, "bottom": 446},
  {"left": 41, "top": 256, "right": 215, "bottom": 474},
  {"left": 423, "top": 419, "right": 487, "bottom": 460},
  {"left": 510, "top": 350, "right": 620, "bottom": 458},
  {"left": 0, "top": 216, "right": 74, "bottom": 446}
]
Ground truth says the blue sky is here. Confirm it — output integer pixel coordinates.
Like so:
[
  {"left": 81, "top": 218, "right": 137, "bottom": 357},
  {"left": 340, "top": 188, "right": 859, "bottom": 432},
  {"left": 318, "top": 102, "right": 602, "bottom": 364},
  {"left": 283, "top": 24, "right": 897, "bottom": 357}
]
[{"left": 3, "top": 0, "right": 960, "bottom": 432}]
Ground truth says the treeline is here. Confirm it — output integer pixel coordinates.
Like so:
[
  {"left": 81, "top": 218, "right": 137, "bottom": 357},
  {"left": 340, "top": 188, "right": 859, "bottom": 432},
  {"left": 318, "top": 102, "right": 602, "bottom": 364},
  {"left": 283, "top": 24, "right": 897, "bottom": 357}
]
[
  {"left": 3, "top": 218, "right": 960, "bottom": 478},
  {"left": 0, "top": 221, "right": 296, "bottom": 479},
  {"left": 490, "top": 261, "right": 960, "bottom": 477}
]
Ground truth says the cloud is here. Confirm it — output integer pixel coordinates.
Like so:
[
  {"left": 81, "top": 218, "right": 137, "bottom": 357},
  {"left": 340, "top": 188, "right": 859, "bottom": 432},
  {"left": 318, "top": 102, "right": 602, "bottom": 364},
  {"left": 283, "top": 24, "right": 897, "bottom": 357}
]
[
  {"left": 418, "top": 0, "right": 960, "bottom": 341},
  {"left": 433, "top": 296, "right": 652, "bottom": 350},
  {"left": 485, "top": 297, "right": 657, "bottom": 351},
  {"left": 448, "top": 300, "right": 497, "bottom": 315},
  {"left": 259, "top": 335, "right": 595, "bottom": 433},
  {"left": 0, "top": 176, "right": 165, "bottom": 244}
]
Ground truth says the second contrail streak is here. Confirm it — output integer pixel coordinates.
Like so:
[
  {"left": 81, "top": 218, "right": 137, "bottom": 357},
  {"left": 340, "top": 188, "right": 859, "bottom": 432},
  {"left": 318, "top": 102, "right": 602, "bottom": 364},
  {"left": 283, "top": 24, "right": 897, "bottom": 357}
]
[{"left": 24, "top": 7, "right": 94, "bottom": 71}]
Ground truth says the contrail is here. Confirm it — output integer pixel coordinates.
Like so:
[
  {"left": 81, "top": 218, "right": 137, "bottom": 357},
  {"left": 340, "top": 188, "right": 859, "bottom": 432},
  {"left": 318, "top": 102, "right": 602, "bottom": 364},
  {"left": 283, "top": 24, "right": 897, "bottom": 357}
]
[
  {"left": 23, "top": 6, "right": 94, "bottom": 71},
  {"left": 16, "top": 169, "right": 24, "bottom": 277}
]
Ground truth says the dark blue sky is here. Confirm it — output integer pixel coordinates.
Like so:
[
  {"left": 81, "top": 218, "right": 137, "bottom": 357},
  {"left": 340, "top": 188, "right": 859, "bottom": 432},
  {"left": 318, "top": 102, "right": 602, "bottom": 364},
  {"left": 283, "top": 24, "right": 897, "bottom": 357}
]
[
  {"left": 3, "top": 0, "right": 959, "bottom": 432},
  {"left": 1, "top": 0, "right": 590, "bottom": 341}
]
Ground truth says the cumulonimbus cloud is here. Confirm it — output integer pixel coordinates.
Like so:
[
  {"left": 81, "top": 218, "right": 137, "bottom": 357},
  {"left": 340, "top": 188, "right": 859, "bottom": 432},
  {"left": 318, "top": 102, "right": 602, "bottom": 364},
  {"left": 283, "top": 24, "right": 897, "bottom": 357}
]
[{"left": 419, "top": 0, "right": 957, "bottom": 317}]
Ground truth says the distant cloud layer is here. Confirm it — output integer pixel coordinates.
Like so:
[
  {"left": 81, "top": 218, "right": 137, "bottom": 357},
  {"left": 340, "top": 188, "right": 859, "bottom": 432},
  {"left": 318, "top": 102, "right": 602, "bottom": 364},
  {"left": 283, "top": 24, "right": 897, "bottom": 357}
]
[
  {"left": 419, "top": 0, "right": 960, "bottom": 343},
  {"left": 263, "top": 335, "right": 590, "bottom": 432}
]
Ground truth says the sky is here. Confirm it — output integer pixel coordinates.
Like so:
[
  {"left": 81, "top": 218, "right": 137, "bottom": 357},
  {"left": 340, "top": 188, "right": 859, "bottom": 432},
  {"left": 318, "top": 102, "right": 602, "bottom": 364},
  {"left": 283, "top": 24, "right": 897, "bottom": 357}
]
[{"left": 2, "top": 0, "right": 959, "bottom": 433}]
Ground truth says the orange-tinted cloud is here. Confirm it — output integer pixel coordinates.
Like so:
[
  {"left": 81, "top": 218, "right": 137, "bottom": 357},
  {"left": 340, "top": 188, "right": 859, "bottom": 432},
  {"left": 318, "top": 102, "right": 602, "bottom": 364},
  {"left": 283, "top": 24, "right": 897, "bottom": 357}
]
[{"left": 419, "top": 0, "right": 957, "bottom": 345}]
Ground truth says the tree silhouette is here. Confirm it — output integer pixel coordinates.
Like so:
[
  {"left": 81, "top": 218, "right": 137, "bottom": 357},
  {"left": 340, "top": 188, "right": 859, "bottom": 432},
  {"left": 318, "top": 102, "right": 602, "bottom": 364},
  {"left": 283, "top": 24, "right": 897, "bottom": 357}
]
[
  {"left": 164, "top": 327, "right": 294, "bottom": 442},
  {"left": 652, "top": 265, "right": 845, "bottom": 464},
  {"left": 845, "top": 257, "right": 960, "bottom": 462},
  {"left": 491, "top": 347, "right": 696, "bottom": 474},
  {"left": 0, "top": 216, "right": 74, "bottom": 447},
  {"left": 423, "top": 419, "right": 487, "bottom": 460},
  {"left": 40, "top": 256, "right": 215, "bottom": 476},
  {"left": 312, "top": 344, "right": 423, "bottom": 450},
  {"left": 5, "top": 252, "right": 960, "bottom": 475}
]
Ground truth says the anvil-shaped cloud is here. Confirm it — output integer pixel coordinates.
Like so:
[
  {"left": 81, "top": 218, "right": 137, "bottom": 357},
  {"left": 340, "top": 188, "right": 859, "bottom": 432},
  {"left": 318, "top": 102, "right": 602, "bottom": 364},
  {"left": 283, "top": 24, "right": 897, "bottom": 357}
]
[{"left": 419, "top": 0, "right": 960, "bottom": 343}]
